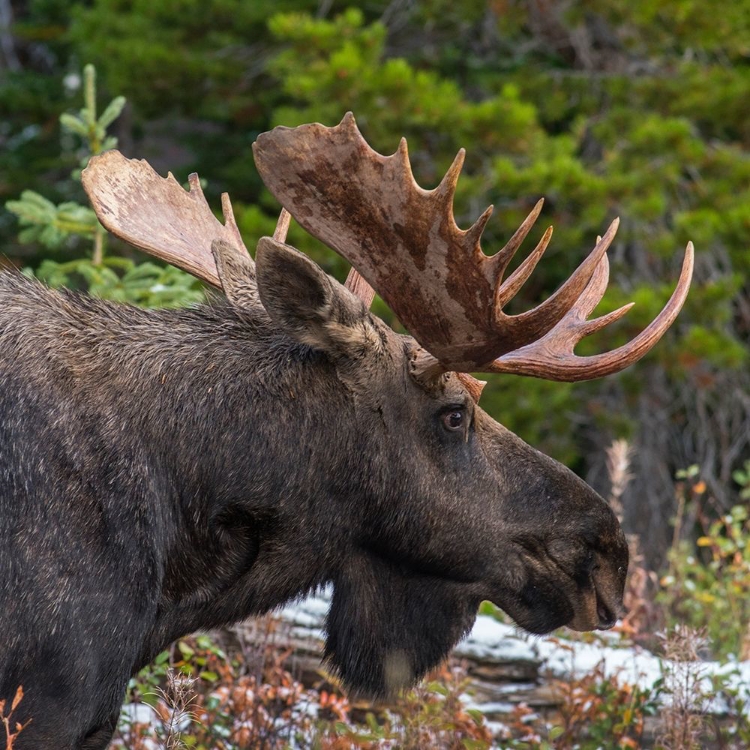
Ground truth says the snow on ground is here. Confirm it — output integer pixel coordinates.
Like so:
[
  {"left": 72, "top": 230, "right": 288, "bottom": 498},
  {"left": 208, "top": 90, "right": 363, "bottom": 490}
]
[{"left": 119, "top": 588, "right": 750, "bottom": 739}]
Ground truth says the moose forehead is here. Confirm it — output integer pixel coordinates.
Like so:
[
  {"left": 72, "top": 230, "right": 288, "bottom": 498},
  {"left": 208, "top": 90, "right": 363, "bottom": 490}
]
[{"left": 361, "top": 328, "right": 477, "bottom": 405}]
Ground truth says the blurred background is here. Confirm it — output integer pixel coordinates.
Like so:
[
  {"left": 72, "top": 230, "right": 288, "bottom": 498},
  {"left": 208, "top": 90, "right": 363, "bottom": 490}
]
[{"left": 0, "top": 0, "right": 748, "bottom": 576}]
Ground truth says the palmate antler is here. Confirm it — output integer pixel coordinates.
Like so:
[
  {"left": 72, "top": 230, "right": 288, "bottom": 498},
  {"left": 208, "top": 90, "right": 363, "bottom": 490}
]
[
  {"left": 253, "top": 113, "right": 693, "bottom": 381},
  {"left": 82, "top": 150, "right": 246, "bottom": 288},
  {"left": 81, "top": 151, "right": 295, "bottom": 303}
]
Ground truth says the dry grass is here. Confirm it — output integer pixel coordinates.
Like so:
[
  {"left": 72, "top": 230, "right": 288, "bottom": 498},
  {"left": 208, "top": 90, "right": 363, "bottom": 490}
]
[
  {"left": 0, "top": 687, "right": 30, "bottom": 750},
  {"left": 657, "top": 625, "right": 709, "bottom": 750}
]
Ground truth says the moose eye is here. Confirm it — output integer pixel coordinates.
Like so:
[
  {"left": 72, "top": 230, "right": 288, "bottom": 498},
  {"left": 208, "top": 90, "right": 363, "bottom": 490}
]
[{"left": 441, "top": 409, "right": 465, "bottom": 432}]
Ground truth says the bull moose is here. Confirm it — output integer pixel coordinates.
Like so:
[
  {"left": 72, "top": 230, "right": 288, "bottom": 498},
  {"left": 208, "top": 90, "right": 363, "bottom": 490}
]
[{"left": 0, "top": 114, "right": 692, "bottom": 749}]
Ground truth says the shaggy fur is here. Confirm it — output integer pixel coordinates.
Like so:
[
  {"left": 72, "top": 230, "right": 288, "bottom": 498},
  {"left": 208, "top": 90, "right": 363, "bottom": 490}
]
[{"left": 0, "top": 247, "right": 627, "bottom": 749}]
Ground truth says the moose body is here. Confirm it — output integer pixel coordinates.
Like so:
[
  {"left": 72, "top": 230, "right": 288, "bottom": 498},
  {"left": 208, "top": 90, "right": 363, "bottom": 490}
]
[{"left": 0, "top": 115, "right": 692, "bottom": 749}]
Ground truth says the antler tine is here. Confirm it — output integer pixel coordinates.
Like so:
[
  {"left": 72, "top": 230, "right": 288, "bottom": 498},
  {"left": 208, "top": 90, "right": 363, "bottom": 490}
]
[
  {"left": 495, "top": 218, "right": 619, "bottom": 345},
  {"left": 488, "top": 198, "right": 545, "bottom": 280},
  {"left": 564, "top": 251, "right": 634, "bottom": 335},
  {"left": 345, "top": 268, "right": 377, "bottom": 308},
  {"left": 465, "top": 204, "right": 495, "bottom": 252},
  {"left": 83, "top": 150, "right": 252, "bottom": 289},
  {"left": 579, "top": 303, "right": 634, "bottom": 338},
  {"left": 487, "top": 243, "right": 694, "bottom": 381},
  {"left": 434, "top": 148, "right": 465, "bottom": 211},
  {"left": 494, "top": 225, "right": 554, "bottom": 307},
  {"left": 273, "top": 208, "right": 292, "bottom": 243},
  {"left": 220, "top": 191, "right": 248, "bottom": 253}
]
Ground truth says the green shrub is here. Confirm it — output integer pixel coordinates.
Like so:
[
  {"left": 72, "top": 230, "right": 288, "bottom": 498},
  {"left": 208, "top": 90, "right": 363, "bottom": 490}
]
[
  {"left": 5, "top": 64, "right": 202, "bottom": 309},
  {"left": 659, "top": 468, "right": 750, "bottom": 660}
]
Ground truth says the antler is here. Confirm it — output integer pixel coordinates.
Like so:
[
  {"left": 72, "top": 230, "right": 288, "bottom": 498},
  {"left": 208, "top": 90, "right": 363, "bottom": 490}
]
[
  {"left": 253, "top": 112, "right": 693, "bottom": 380},
  {"left": 82, "top": 150, "right": 249, "bottom": 288}
]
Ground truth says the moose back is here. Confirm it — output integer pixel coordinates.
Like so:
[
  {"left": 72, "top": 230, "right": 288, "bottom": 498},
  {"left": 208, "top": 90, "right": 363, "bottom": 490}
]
[{"left": 0, "top": 114, "right": 692, "bottom": 749}]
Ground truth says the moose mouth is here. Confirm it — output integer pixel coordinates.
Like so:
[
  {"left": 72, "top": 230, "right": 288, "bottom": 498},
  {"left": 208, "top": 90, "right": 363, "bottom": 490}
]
[{"left": 567, "top": 571, "right": 623, "bottom": 631}]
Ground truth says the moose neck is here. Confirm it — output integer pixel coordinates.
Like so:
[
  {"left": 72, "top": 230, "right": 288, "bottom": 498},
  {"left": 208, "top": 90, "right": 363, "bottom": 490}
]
[
  {"left": 23, "top": 290, "right": 365, "bottom": 667},
  {"left": 0, "top": 273, "right": 377, "bottom": 681}
]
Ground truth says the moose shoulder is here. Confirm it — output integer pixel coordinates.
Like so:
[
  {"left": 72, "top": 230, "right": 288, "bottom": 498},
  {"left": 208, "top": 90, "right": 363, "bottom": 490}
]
[{"left": 0, "top": 114, "right": 693, "bottom": 750}]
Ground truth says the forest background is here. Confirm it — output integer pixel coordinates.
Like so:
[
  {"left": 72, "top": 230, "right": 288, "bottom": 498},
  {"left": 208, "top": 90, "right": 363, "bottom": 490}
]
[{"left": 1, "top": 0, "right": 749, "bottom": 576}]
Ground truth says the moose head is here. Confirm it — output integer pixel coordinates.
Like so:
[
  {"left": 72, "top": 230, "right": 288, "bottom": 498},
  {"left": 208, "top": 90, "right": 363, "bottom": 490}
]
[{"left": 79, "top": 113, "right": 692, "bottom": 698}]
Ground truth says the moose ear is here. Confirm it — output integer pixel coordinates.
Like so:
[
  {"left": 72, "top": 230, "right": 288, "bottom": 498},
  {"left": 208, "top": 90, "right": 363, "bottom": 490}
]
[{"left": 255, "top": 237, "right": 377, "bottom": 356}]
